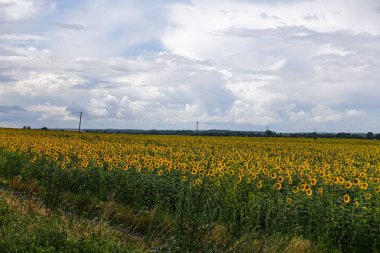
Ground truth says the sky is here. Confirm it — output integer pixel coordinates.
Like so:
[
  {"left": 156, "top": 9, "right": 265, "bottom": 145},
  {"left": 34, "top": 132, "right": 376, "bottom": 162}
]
[{"left": 0, "top": 0, "right": 380, "bottom": 132}]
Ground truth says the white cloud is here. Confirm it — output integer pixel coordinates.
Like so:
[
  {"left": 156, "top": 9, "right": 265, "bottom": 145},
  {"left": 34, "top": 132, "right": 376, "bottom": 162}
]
[
  {"left": 0, "top": 0, "right": 55, "bottom": 21},
  {"left": 309, "top": 105, "right": 364, "bottom": 123},
  {"left": 4, "top": 72, "right": 84, "bottom": 97},
  {"left": 163, "top": 0, "right": 380, "bottom": 61},
  {"left": 26, "top": 103, "right": 77, "bottom": 121},
  {"left": 0, "top": 33, "right": 47, "bottom": 42},
  {"left": 317, "top": 43, "right": 354, "bottom": 56}
]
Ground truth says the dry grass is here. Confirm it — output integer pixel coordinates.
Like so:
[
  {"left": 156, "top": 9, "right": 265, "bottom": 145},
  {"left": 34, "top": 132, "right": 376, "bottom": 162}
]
[
  {"left": 0, "top": 189, "right": 49, "bottom": 216},
  {"left": 0, "top": 188, "right": 149, "bottom": 252},
  {"left": 284, "top": 237, "right": 316, "bottom": 253}
]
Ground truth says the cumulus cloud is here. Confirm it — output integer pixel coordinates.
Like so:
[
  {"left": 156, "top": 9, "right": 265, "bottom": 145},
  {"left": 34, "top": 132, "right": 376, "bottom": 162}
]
[
  {"left": 309, "top": 105, "right": 364, "bottom": 123},
  {"left": 0, "top": 0, "right": 55, "bottom": 21},
  {"left": 26, "top": 103, "right": 77, "bottom": 121},
  {"left": 4, "top": 72, "right": 84, "bottom": 97}
]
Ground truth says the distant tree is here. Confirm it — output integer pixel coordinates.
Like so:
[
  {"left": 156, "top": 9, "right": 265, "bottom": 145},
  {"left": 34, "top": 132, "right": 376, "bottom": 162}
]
[
  {"left": 26, "top": 126, "right": 31, "bottom": 129},
  {"left": 367, "top": 132, "right": 374, "bottom": 139},
  {"left": 336, "top": 132, "right": 351, "bottom": 139},
  {"left": 41, "top": 127, "right": 48, "bottom": 130},
  {"left": 265, "top": 130, "right": 276, "bottom": 137},
  {"left": 375, "top": 134, "right": 380, "bottom": 140}
]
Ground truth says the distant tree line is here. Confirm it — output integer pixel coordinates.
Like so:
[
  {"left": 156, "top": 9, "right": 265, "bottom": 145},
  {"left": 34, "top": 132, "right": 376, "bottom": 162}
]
[
  {"left": 88, "top": 129, "right": 380, "bottom": 140},
  {"left": 20, "top": 125, "right": 379, "bottom": 140}
]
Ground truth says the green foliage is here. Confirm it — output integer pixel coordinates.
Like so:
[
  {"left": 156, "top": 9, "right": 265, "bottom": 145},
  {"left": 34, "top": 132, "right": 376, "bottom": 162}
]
[{"left": 0, "top": 149, "right": 27, "bottom": 178}]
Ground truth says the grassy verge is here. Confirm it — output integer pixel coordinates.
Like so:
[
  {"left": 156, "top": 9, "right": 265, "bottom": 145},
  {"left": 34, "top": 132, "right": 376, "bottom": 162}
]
[
  {"left": 0, "top": 186, "right": 318, "bottom": 253},
  {"left": 0, "top": 189, "right": 148, "bottom": 252}
]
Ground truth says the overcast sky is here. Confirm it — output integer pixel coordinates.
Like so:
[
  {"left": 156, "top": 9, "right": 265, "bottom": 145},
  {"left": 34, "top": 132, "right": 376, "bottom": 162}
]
[{"left": 1, "top": 0, "right": 379, "bottom": 132}]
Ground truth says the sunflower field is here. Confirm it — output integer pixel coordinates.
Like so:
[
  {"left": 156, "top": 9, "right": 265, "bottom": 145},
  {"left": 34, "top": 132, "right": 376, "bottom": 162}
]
[{"left": 0, "top": 128, "right": 379, "bottom": 252}]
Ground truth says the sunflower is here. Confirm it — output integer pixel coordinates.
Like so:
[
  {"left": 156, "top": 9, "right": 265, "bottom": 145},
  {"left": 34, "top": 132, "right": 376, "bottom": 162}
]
[
  {"left": 345, "top": 181, "right": 352, "bottom": 189},
  {"left": 305, "top": 188, "right": 313, "bottom": 197},
  {"left": 310, "top": 178, "right": 317, "bottom": 186},
  {"left": 365, "top": 193, "right": 372, "bottom": 199},
  {"left": 292, "top": 186, "right": 299, "bottom": 193},
  {"left": 278, "top": 176, "right": 284, "bottom": 183},
  {"left": 360, "top": 182, "right": 368, "bottom": 190},
  {"left": 354, "top": 201, "right": 360, "bottom": 207},
  {"left": 353, "top": 178, "right": 360, "bottom": 185},
  {"left": 82, "top": 160, "right": 89, "bottom": 168},
  {"left": 270, "top": 172, "right": 277, "bottom": 179},
  {"left": 274, "top": 182, "right": 282, "bottom": 190},
  {"left": 343, "top": 194, "right": 350, "bottom": 204},
  {"left": 157, "top": 169, "right": 164, "bottom": 176},
  {"left": 257, "top": 181, "right": 263, "bottom": 189},
  {"left": 194, "top": 178, "right": 202, "bottom": 185}
]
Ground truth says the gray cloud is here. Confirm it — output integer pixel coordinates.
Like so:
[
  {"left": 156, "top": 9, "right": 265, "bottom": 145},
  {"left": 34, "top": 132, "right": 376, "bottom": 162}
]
[
  {"left": 304, "top": 14, "right": 319, "bottom": 21},
  {"left": 0, "top": 75, "right": 16, "bottom": 82},
  {"left": 53, "top": 22, "right": 88, "bottom": 31},
  {"left": 0, "top": 105, "right": 25, "bottom": 113}
]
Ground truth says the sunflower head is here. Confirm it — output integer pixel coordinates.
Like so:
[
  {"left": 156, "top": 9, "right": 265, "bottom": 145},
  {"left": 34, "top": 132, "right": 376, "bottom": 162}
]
[
  {"left": 274, "top": 182, "right": 282, "bottom": 190},
  {"left": 305, "top": 188, "right": 312, "bottom": 197},
  {"left": 360, "top": 182, "right": 368, "bottom": 190},
  {"left": 353, "top": 178, "right": 360, "bottom": 185},
  {"left": 345, "top": 181, "right": 352, "bottom": 189},
  {"left": 343, "top": 194, "right": 350, "bottom": 204}
]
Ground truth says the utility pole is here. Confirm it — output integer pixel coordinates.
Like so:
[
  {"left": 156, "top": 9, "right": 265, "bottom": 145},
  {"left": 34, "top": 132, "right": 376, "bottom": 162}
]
[
  {"left": 78, "top": 112, "right": 82, "bottom": 132},
  {"left": 196, "top": 121, "right": 199, "bottom": 137}
]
